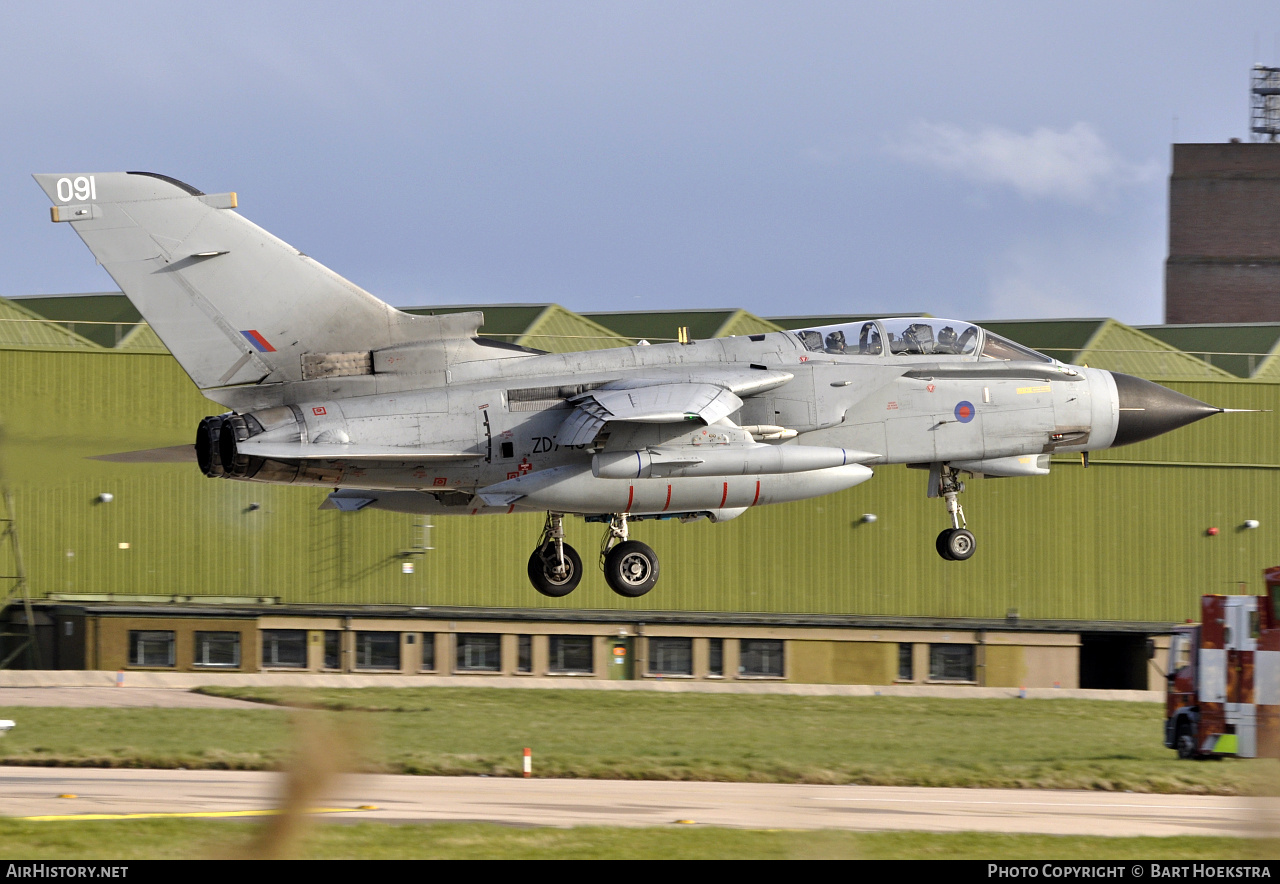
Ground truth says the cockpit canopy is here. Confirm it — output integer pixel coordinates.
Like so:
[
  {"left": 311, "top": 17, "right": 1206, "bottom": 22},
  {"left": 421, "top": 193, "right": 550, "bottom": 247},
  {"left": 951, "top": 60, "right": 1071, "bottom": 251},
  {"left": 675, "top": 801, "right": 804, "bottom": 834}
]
[{"left": 793, "top": 318, "right": 1053, "bottom": 363}]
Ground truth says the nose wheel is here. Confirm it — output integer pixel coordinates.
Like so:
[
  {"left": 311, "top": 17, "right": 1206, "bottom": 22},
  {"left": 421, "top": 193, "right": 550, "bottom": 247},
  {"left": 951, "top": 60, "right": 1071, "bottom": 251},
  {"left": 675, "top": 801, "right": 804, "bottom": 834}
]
[
  {"left": 931, "top": 464, "right": 976, "bottom": 561},
  {"left": 527, "top": 513, "right": 583, "bottom": 597},
  {"left": 936, "top": 527, "right": 976, "bottom": 561},
  {"left": 600, "top": 513, "right": 660, "bottom": 597}
]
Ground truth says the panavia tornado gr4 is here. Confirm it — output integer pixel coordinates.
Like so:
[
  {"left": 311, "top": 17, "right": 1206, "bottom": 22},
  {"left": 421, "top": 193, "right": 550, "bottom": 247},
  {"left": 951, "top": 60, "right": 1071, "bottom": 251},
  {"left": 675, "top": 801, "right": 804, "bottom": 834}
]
[{"left": 35, "top": 172, "right": 1224, "bottom": 598}]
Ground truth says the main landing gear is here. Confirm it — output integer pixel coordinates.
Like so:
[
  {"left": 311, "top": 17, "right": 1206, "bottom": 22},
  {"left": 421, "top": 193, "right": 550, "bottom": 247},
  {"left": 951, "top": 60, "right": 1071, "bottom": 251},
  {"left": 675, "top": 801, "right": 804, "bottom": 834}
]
[
  {"left": 528, "top": 513, "right": 582, "bottom": 597},
  {"left": 931, "top": 464, "right": 976, "bottom": 561},
  {"left": 526, "top": 512, "right": 660, "bottom": 598},
  {"left": 599, "top": 513, "right": 660, "bottom": 598}
]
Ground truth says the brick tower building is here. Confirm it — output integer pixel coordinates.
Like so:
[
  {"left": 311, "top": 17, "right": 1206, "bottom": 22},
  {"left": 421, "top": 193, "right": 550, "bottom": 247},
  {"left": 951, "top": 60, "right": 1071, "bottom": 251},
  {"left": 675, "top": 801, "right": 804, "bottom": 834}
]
[{"left": 1165, "top": 142, "right": 1280, "bottom": 323}]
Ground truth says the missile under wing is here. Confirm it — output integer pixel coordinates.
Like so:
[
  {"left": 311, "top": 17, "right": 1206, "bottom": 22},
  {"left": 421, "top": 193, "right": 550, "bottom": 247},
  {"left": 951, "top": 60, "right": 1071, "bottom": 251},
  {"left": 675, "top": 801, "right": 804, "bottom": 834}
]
[{"left": 34, "top": 171, "right": 1223, "bottom": 598}]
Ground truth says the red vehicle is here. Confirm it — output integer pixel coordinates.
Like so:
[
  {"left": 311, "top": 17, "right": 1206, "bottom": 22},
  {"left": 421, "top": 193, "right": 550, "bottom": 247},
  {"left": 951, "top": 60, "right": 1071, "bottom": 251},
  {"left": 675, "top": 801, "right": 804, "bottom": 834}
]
[{"left": 1164, "top": 572, "right": 1280, "bottom": 759}]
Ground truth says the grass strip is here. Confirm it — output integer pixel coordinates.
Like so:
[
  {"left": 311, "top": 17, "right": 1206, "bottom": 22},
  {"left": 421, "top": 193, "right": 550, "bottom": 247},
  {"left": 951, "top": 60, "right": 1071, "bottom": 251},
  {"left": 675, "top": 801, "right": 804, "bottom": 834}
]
[
  {"left": 2, "top": 689, "right": 1273, "bottom": 794},
  {"left": 0, "top": 819, "right": 1276, "bottom": 860}
]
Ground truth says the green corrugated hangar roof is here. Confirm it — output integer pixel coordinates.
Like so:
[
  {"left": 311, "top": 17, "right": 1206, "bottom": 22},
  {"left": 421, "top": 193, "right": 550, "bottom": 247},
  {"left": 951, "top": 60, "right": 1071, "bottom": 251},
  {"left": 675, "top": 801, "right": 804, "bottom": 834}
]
[
  {"left": 1137, "top": 323, "right": 1280, "bottom": 379},
  {"left": 10, "top": 293, "right": 141, "bottom": 348},
  {"left": 402, "top": 304, "right": 633, "bottom": 352},
  {"left": 116, "top": 322, "right": 168, "bottom": 352},
  {"left": 976, "top": 319, "right": 1108, "bottom": 358},
  {"left": 0, "top": 296, "right": 100, "bottom": 349},
  {"left": 583, "top": 309, "right": 783, "bottom": 341},
  {"left": 979, "top": 319, "right": 1234, "bottom": 380}
]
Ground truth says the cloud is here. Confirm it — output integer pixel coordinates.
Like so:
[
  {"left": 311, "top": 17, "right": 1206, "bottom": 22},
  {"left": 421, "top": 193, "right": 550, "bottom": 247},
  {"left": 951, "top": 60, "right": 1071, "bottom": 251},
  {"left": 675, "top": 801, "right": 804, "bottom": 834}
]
[
  {"left": 979, "top": 235, "right": 1164, "bottom": 324},
  {"left": 983, "top": 246, "right": 1098, "bottom": 321},
  {"left": 891, "top": 122, "right": 1159, "bottom": 205}
]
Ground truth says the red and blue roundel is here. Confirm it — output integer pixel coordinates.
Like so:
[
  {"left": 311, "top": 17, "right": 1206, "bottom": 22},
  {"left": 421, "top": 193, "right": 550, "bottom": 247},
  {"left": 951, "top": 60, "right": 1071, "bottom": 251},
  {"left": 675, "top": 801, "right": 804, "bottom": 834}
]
[{"left": 954, "top": 401, "right": 976, "bottom": 423}]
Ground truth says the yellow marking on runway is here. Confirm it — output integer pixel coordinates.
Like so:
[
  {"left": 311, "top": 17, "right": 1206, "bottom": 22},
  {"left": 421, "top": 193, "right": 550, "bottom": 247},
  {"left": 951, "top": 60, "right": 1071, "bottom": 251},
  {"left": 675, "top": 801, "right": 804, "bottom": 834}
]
[{"left": 20, "top": 806, "right": 374, "bottom": 821}]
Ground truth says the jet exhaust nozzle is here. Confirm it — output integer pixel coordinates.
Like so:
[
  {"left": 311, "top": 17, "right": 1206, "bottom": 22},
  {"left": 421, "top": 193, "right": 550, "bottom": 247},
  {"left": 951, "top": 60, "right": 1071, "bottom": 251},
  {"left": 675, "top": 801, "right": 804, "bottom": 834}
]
[
  {"left": 1109, "top": 372, "right": 1221, "bottom": 447},
  {"left": 195, "top": 414, "right": 228, "bottom": 478},
  {"left": 217, "top": 413, "right": 265, "bottom": 478}
]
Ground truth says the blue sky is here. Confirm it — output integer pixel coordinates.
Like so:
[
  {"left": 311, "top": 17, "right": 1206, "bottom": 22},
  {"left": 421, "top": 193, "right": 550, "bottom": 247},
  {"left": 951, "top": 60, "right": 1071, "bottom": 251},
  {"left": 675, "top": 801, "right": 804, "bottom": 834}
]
[{"left": 2, "top": 1, "right": 1275, "bottom": 323}]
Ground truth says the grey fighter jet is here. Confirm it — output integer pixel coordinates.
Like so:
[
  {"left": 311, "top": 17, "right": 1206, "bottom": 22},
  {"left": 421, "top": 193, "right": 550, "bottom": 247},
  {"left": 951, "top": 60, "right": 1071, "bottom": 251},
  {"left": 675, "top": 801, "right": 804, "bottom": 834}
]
[{"left": 34, "top": 172, "right": 1223, "bottom": 598}]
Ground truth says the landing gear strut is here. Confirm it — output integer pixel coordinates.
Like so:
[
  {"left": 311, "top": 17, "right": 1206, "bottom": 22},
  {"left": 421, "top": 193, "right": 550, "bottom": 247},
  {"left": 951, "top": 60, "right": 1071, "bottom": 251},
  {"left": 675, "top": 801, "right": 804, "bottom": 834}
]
[
  {"left": 527, "top": 512, "right": 583, "bottom": 597},
  {"left": 931, "top": 464, "right": 976, "bottom": 561},
  {"left": 600, "top": 513, "right": 660, "bottom": 598}
]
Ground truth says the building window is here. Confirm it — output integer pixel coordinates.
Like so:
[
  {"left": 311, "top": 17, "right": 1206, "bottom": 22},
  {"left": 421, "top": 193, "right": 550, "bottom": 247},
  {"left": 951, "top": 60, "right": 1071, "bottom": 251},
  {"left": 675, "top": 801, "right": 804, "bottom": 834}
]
[
  {"left": 929, "top": 644, "right": 975, "bottom": 682},
  {"left": 129, "top": 630, "right": 174, "bottom": 667},
  {"left": 739, "top": 639, "right": 784, "bottom": 678},
  {"left": 194, "top": 631, "right": 240, "bottom": 668},
  {"left": 517, "top": 635, "right": 532, "bottom": 673},
  {"left": 456, "top": 634, "right": 501, "bottom": 672},
  {"left": 262, "top": 630, "right": 307, "bottom": 668},
  {"left": 549, "top": 636, "right": 593, "bottom": 674},
  {"left": 421, "top": 633, "right": 436, "bottom": 671},
  {"left": 648, "top": 637, "right": 692, "bottom": 676},
  {"left": 356, "top": 632, "right": 400, "bottom": 670},
  {"left": 708, "top": 638, "right": 724, "bottom": 677},
  {"left": 898, "top": 643, "right": 914, "bottom": 681},
  {"left": 324, "top": 631, "right": 341, "bottom": 670}
]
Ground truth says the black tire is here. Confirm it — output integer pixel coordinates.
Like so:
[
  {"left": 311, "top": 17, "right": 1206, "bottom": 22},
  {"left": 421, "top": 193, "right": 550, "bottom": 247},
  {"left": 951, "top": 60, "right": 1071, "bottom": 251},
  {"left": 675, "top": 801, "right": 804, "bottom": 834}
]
[
  {"left": 1175, "top": 720, "right": 1197, "bottom": 760},
  {"left": 527, "top": 542, "right": 582, "bottom": 598},
  {"left": 936, "top": 529, "right": 955, "bottom": 560},
  {"left": 603, "top": 540, "right": 660, "bottom": 598},
  {"left": 946, "top": 528, "right": 976, "bottom": 561}
]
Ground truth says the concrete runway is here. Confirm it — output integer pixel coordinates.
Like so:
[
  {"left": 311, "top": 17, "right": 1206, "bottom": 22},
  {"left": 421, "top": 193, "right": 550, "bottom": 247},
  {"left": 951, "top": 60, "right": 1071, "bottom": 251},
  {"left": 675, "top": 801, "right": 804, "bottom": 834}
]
[
  {"left": 0, "top": 683, "right": 1259, "bottom": 838},
  {"left": 2, "top": 767, "right": 1273, "bottom": 837}
]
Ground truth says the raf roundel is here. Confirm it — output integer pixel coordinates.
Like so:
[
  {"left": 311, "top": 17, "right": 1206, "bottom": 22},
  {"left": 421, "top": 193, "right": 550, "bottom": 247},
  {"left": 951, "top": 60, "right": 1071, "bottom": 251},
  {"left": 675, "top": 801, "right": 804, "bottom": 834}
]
[{"left": 954, "top": 401, "right": 976, "bottom": 423}]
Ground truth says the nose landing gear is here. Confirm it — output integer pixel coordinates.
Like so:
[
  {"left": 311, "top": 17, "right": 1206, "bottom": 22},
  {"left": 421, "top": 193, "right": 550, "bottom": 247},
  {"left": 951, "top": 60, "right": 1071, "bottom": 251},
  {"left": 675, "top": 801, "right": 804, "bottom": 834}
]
[
  {"left": 931, "top": 464, "right": 976, "bottom": 561},
  {"left": 600, "top": 513, "right": 660, "bottom": 598}
]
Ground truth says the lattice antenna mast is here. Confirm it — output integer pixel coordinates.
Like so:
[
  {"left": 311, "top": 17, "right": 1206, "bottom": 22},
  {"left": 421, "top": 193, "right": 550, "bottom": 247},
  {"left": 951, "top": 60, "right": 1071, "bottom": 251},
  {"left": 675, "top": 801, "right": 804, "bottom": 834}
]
[
  {"left": 1251, "top": 65, "right": 1280, "bottom": 143},
  {"left": 0, "top": 423, "right": 39, "bottom": 669}
]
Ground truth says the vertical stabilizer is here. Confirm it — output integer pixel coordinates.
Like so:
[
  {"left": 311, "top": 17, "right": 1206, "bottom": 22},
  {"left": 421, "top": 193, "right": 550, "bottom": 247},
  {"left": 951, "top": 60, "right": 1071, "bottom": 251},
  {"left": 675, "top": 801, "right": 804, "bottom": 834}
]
[{"left": 34, "top": 172, "right": 478, "bottom": 397}]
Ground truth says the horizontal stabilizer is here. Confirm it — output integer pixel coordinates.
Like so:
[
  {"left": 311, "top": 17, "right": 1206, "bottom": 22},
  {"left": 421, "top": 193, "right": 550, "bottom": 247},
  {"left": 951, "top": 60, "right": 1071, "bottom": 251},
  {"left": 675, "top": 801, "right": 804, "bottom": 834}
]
[{"left": 90, "top": 444, "right": 197, "bottom": 464}]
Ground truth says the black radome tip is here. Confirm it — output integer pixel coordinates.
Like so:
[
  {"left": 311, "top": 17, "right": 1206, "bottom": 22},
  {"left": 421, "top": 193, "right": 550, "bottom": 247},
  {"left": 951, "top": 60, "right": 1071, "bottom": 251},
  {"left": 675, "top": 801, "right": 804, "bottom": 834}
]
[{"left": 1109, "top": 372, "right": 1220, "bottom": 447}]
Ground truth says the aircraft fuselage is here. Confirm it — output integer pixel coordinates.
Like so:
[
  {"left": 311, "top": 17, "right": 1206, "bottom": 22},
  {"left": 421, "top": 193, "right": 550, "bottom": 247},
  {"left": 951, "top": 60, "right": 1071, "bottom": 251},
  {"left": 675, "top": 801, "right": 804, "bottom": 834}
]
[{"left": 210, "top": 327, "right": 1119, "bottom": 520}]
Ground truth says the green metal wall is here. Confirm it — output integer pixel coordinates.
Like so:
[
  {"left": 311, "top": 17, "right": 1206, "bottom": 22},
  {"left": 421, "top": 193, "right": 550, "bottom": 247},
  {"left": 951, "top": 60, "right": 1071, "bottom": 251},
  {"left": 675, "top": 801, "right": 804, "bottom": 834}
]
[{"left": 4, "top": 346, "right": 1278, "bottom": 623}]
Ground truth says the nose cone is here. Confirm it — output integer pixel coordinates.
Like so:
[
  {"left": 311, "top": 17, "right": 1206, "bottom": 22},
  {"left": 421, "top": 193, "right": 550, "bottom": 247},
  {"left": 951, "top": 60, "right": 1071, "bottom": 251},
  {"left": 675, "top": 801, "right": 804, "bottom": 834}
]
[{"left": 1109, "top": 372, "right": 1221, "bottom": 447}]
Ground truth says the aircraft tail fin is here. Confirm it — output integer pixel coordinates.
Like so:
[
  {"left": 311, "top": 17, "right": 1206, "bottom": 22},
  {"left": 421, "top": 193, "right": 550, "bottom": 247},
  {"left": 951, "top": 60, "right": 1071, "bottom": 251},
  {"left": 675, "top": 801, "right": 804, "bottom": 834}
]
[{"left": 34, "top": 172, "right": 478, "bottom": 401}]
